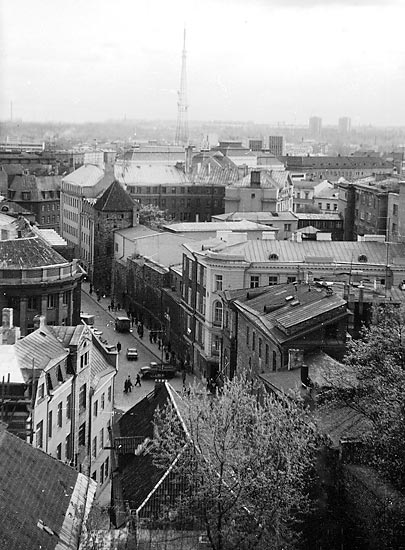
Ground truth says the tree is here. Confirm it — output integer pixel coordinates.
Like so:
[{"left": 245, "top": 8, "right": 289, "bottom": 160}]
[
  {"left": 151, "top": 376, "right": 319, "bottom": 550},
  {"left": 138, "top": 204, "right": 170, "bottom": 228},
  {"left": 319, "top": 304, "right": 405, "bottom": 491}
]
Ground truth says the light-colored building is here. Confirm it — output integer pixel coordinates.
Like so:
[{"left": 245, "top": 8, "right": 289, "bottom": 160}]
[
  {"left": 268, "top": 135, "right": 285, "bottom": 157},
  {"left": 224, "top": 170, "right": 293, "bottom": 213},
  {"left": 181, "top": 235, "right": 405, "bottom": 378},
  {"left": 61, "top": 164, "right": 115, "bottom": 257},
  {"left": 212, "top": 211, "right": 298, "bottom": 240},
  {"left": 0, "top": 316, "right": 116, "bottom": 495}
]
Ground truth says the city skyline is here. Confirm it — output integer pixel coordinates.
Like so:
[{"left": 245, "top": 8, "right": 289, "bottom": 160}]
[{"left": 1, "top": 0, "right": 404, "bottom": 126}]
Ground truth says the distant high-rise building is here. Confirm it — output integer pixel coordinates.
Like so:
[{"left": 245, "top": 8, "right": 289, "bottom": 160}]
[
  {"left": 338, "top": 117, "right": 351, "bottom": 134},
  {"left": 248, "top": 139, "right": 263, "bottom": 151},
  {"left": 268, "top": 136, "right": 285, "bottom": 157},
  {"left": 309, "top": 117, "right": 322, "bottom": 138}
]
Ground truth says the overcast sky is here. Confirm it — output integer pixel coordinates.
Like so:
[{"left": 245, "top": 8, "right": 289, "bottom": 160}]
[{"left": 1, "top": 0, "right": 404, "bottom": 125}]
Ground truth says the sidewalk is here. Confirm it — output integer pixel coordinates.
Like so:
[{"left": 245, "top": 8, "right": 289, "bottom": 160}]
[
  {"left": 81, "top": 281, "right": 201, "bottom": 388},
  {"left": 81, "top": 281, "right": 165, "bottom": 364}
]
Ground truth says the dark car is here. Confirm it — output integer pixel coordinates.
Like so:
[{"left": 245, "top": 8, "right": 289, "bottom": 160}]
[
  {"left": 126, "top": 347, "right": 138, "bottom": 361},
  {"left": 140, "top": 361, "right": 177, "bottom": 379}
]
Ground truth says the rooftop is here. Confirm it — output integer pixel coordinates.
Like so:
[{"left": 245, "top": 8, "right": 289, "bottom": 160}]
[
  {"left": 0, "top": 235, "right": 70, "bottom": 269},
  {"left": 94, "top": 180, "right": 137, "bottom": 212},
  {"left": 116, "top": 164, "right": 190, "bottom": 186},
  {"left": 0, "top": 423, "right": 96, "bottom": 550},
  {"left": 162, "top": 220, "right": 277, "bottom": 233},
  {"left": 62, "top": 164, "right": 106, "bottom": 187}
]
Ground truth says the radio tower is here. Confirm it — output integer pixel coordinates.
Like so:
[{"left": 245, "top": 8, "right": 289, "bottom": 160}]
[{"left": 175, "top": 29, "right": 189, "bottom": 146}]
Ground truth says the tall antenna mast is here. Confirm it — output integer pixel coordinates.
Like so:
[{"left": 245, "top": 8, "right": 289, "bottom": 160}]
[{"left": 175, "top": 28, "right": 189, "bottom": 146}]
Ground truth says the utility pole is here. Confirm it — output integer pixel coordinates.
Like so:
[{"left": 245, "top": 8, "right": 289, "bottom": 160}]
[{"left": 175, "top": 28, "right": 189, "bottom": 146}]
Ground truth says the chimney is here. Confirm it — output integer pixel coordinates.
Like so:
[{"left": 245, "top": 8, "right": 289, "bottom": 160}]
[
  {"left": 33, "top": 315, "right": 47, "bottom": 330},
  {"left": 2, "top": 308, "right": 13, "bottom": 330}
]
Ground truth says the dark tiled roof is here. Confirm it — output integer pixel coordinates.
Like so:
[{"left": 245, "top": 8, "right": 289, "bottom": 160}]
[
  {"left": 94, "top": 180, "right": 136, "bottom": 212},
  {"left": 51, "top": 325, "right": 85, "bottom": 348},
  {"left": 0, "top": 236, "right": 68, "bottom": 269},
  {"left": 0, "top": 425, "right": 81, "bottom": 550},
  {"left": 115, "top": 384, "right": 185, "bottom": 511}
]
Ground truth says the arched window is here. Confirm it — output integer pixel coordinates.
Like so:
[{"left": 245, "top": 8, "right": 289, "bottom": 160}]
[
  {"left": 358, "top": 254, "right": 368, "bottom": 263},
  {"left": 269, "top": 253, "right": 279, "bottom": 260},
  {"left": 213, "top": 300, "right": 223, "bottom": 327}
]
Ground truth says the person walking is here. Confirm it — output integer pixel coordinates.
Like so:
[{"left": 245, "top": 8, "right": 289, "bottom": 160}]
[
  {"left": 182, "top": 370, "right": 186, "bottom": 385},
  {"left": 117, "top": 341, "right": 122, "bottom": 353},
  {"left": 124, "top": 378, "right": 129, "bottom": 394},
  {"left": 135, "top": 373, "right": 141, "bottom": 387},
  {"left": 126, "top": 375, "right": 133, "bottom": 393}
]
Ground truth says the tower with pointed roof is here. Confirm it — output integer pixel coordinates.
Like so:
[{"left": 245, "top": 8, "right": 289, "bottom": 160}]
[{"left": 92, "top": 180, "right": 139, "bottom": 294}]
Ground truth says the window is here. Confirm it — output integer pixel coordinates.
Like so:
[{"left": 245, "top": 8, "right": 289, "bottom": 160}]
[
  {"left": 79, "top": 423, "right": 86, "bottom": 446},
  {"left": 92, "top": 471, "right": 97, "bottom": 481},
  {"left": 94, "top": 399, "right": 98, "bottom": 417},
  {"left": 250, "top": 275, "right": 260, "bottom": 288},
  {"left": 284, "top": 223, "right": 291, "bottom": 232},
  {"left": 56, "top": 443, "right": 62, "bottom": 460},
  {"left": 269, "top": 253, "right": 278, "bottom": 260},
  {"left": 101, "top": 393, "right": 105, "bottom": 410},
  {"left": 268, "top": 276, "right": 278, "bottom": 286},
  {"left": 213, "top": 301, "right": 223, "bottom": 326},
  {"left": 38, "top": 383, "right": 45, "bottom": 400},
  {"left": 62, "top": 291, "right": 70, "bottom": 305},
  {"left": 104, "top": 457, "right": 109, "bottom": 480},
  {"left": 252, "top": 331, "right": 256, "bottom": 351},
  {"left": 246, "top": 326, "right": 250, "bottom": 346},
  {"left": 108, "top": 386, "right": 111, "bottom": 402},
  {"left": 287, "top": 276, "right": 297, "bottom": 284},
  {"left": 47, "top": 294, "right": 57, "bottom": 308},
  {"left": 326, "top": 203, "right": 330, "bottom": 210},
  {"left": 48, "top": 411, "right": 53, "bottom": 439},
  {"left": 80, "top": 351, "right": 89, "bottom": 369},
  {"left": 272, "top": 351, "right": 277, "bottom": 371},
  {"left": 265, "top": 344, "right": 269, "bottom": 365},
  {"left": 100, "top": 428, "right": 104, "bottom": 450},
  {"left": 358, "top": 255, "right": 367, "bottom": 263},
  {"left": 100, "top": 466, "right": 104, "bottom": 485},
  {"left": 92, "top": 436, "right": 97, "bottom": 458},
  {"left": 27, "top": 296, "right": 39, "bottom": 310},
  {"left": 21, "top": 192, "right": 31, "bottom": 201},
  {"left": 215, "top": 274, "right": 223, "bottom": 291},
  {"left": 36, "top": 421, "right": 44, "bottom": 449},
  {"left": 57, "top": 402, "right": 62, "bottom": 427},
  {"left": 66, "top": 394, "right": 71, "bottom": 419},
  {"left": 66, "top": 434, "right": 72, "bottom": 461},
  {"left": 318, "top": 203, "right": 322, "bottom": 209},
  {"left": 393, "top": 204, "right": 398, "bottom": 216},
  {"left": 79, "top": 383, "right": 86, "bottom": 410},
  {"left": 258, "top": 338, "right": 262, "bottom": 358}
]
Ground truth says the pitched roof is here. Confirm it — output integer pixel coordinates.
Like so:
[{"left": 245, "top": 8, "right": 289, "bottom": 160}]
[
  {"left": 230, "top": 170, "right": 291, "bottom": 189},
  {"left": 94, "top": 180, "right": 136, "bottom": 212},
  {"left": 213, "top": 211, "right": 298, "bottom": 223},
  {"left": 116, "top": 164, "right": 190, "bottom": 186},
  {"left": 201, "top": 238, "right": 405, "bottom": 266},
  {"left": 14, "top": 325, "right": 68, "bottom": 373},
  {"left": 0, "top": 236, "right": 69, "bottom": 269},
  {"left": 62, "top": 164, "right": 105, "bottom": 187},
  {"left": 163, "top": 220, "right": 276, "bottom": 233},
  {"left": 114, "top": 384, "right": 183, "bottom": 512},
  {"left": 0, "top": 424, "right": 96, "bottom": 550}
]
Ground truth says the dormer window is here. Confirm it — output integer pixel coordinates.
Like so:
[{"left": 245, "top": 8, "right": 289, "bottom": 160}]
[
  {"left": 358, "top": 255, "right": 368, "bottom": 263},
  {"left": 269, "top": 253, "right": 279, "bottom": 260}
]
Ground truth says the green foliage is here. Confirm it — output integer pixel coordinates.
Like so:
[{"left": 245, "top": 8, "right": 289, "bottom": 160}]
[
  {"left": 320, "top": 304, "right": 405, "bottom": 491},
  {"left": 151, "top": 375, "right": 319, "bottom": 550}
]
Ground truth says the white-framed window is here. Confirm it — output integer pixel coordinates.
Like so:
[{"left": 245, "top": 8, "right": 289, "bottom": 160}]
[
  {"left": 250, "top": 275, "right": 260, "bottom": 288},
  {"left": 215, "top": 275, "right": 223, "bottom": 291},
  {"left": 213, "top": 301, "right": 223, "bottom": 327}
]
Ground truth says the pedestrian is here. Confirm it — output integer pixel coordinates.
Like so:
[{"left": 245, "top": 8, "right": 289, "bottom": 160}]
[
  {"left": 127, "top": 375, "right": 133, "bottom": 393},
  {"left": 117, "top": 341, "right": 122, "bottom": 353},
  {"left": 97, "top": 293, "right": 101, "bottom": 302},
  {"left": 89, "top": 284, "right": 93, "bottom": 295},
  {"left": 135, "top": 373, "right": 141, "bottom": 387},
  {"left": 123, "top": 379, "right": 128, "bottom": 394},
  {"left": 108, "top": 304, "right": 111, "bottom": 312},
  {"left": 110, "top": 299, "right": 115, "bottom": 311},
  {"left": 182, "top": 370, "right": 186, "bottom": 385}
]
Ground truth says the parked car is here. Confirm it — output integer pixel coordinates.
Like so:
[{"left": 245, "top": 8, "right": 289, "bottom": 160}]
[
  {"left": 126, "top": 347, "right": 138, "bottom": 361},
  {"left": 140, "top": 361, "right": 177, "bottom": 379}
]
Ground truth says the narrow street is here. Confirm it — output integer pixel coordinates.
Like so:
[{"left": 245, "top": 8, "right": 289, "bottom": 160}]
[{"left": 81, "top": 284, "right": 200, "bottom": 413}]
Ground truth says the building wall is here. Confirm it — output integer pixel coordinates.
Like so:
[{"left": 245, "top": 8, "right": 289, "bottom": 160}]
[
  {"left": 127, "top": 184, "right": 225, "bottom": 222},
  {"left": 0, "top": 268, "right": 81, "bottom": 336},
  {"left": 92, "top": 209, "right": 134, "bottom": 294}
]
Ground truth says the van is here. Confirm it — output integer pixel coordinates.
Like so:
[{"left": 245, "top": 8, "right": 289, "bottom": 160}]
[{"left": 115, "top": 316, "right": 131, "bottom": 332}]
